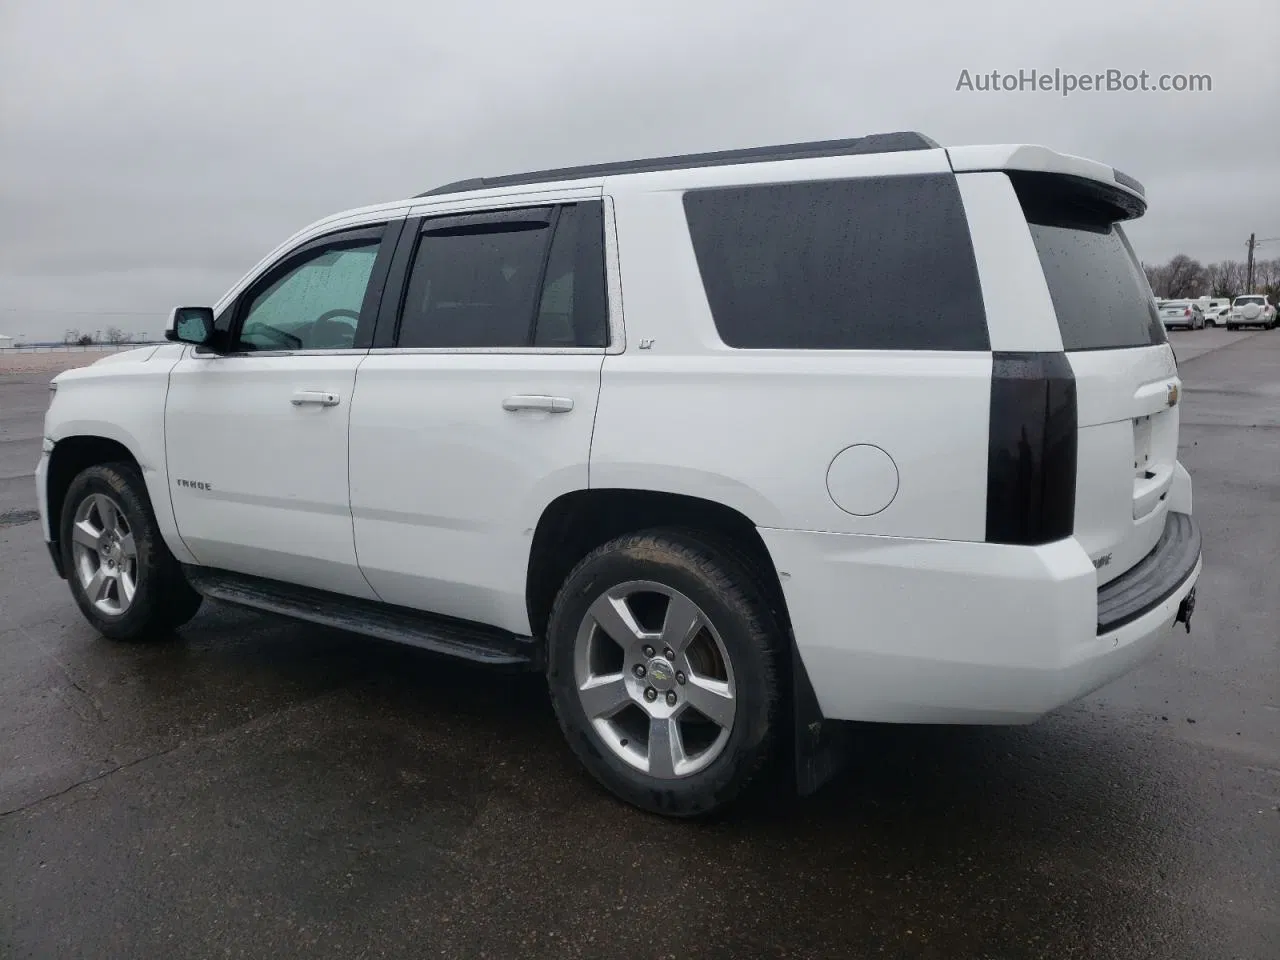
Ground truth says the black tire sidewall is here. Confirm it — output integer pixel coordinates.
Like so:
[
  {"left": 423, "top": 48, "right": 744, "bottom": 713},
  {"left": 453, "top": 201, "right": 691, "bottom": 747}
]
[
  {"left": 547, "top": 533, "right": 781, "bottom": 817},
  {"left": 60, "top": 463, "right": 176, "bottom": 640}
]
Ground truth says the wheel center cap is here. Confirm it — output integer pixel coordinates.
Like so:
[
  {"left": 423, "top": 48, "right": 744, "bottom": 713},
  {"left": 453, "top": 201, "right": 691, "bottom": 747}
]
[{"left": 646, "top": 657, "right": 676, "bottom": 691}]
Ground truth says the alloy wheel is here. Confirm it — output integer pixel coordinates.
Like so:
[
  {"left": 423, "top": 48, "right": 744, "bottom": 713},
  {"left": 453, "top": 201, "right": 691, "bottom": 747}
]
[
  {"left": 573, "top": 580, "right": 737, "bottom": 778},
  {"left": 70, "top": 493, "right": 138, "bottom": 616}
]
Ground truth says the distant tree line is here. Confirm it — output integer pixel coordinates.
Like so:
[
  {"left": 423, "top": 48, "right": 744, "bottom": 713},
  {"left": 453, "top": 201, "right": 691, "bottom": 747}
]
[
  {"left": 63, "top": 326, "right": 130, "bottom": 346},
  {"left": 1143, "top": 255, "right": 1280, "bottom": 301}
]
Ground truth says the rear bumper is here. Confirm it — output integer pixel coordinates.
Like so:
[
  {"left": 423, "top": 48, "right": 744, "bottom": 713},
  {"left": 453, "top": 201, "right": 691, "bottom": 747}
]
[
  {"left": 760, "top": 512, "right": 1201, "bottom": 725},
  {"left": 1097, "top": 511, "right": 1200, "bottom": 633}
]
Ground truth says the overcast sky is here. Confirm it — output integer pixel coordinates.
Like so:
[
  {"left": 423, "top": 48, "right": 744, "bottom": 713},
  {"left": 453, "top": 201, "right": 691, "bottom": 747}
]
[{"left": 2, "top": 0, "right": 1277, "bottom": 341}]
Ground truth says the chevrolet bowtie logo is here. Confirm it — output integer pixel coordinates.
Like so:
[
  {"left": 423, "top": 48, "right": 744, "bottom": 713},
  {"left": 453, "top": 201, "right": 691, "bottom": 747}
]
[{"left": 1167, "top": 383, "right": 1179, "bottom": 407}]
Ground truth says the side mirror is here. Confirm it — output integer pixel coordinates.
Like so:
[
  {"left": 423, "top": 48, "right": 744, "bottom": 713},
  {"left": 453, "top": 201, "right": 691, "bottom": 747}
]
[{"left": 166, "top": 306, "right": 216, "bottom": 347}]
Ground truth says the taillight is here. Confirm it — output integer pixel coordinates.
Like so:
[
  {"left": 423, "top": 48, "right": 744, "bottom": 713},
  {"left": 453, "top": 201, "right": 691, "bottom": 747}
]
[
  {"left": 1184, "top": 307, "right": 1191, "bottom": 316},
  {"left": 986, "top": 352, "right": 1078, "bottom": 546}
]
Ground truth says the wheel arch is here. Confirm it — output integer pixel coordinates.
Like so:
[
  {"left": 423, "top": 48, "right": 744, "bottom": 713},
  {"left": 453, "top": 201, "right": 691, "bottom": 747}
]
[
  {"left": 525, "top": 488, "right": 793, "bottom": 645},
  {"left": 42, "top": 430, "right": 188, "bottom": 574},
  {"left": 47, "top": 433, "right": 142, "bottom": 530}
]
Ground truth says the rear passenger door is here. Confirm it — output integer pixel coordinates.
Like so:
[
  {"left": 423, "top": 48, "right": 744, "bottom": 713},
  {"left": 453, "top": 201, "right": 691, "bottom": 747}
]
[{"left": 349, "top": 200, "right": 610, "bottom": 634}]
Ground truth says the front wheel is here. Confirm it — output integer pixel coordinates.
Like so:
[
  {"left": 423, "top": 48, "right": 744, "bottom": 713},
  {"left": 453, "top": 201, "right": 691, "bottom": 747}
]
[
  {"left": 60, "top": 462, "right": 202, "bottom": 641},
  {"left": 546, "top": 530, "right": 785, "bottom": 818}
]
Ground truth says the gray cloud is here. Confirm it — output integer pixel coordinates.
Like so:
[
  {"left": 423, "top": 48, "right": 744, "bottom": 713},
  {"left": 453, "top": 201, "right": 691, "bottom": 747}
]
[{"left": 2, "top": 0, "right": 1277, "bottom": 340}]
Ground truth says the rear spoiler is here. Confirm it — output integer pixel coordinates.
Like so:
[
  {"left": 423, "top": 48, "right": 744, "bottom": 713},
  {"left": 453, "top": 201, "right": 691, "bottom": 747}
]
[{"left": 947, "top": 144, "right": 1146, "bottom": 220}]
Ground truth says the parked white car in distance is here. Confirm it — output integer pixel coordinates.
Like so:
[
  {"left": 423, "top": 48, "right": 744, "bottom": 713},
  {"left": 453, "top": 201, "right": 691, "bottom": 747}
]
[
  {"left": 37, "top": 132, "right": 1203, "bottom": 817},
  {"left": 1227, "top": 294, "right": 1277, "bottom": 330},
  {"left": 1197, "top": 297, "right": 1231, "bottom": 326}
]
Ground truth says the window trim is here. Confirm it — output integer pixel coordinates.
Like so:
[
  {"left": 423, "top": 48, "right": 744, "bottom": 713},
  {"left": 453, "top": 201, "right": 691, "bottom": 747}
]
[
  {"left": 369, "top": 199, "right": 619, "bottom": 355},
  {"left": 196, "top": 220, "right": 402, "bottom": 358}
]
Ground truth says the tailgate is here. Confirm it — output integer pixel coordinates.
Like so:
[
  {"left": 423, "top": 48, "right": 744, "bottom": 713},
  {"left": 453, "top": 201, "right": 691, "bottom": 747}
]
[{"left": 1070, "top": 346, "right": 1180, "bottom": 584}]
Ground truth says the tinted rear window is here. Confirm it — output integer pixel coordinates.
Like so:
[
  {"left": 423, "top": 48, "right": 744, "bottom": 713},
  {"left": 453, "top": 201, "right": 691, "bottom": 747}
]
[
  {"left": 682, "top": 174, "right": 989, "bottom": 350},
  {"left": 1011, "top": 172, "right": 1166, "bottom": 351},
  {"left": 1026, "top": 221, "right": 1166, "bottom": 350}
]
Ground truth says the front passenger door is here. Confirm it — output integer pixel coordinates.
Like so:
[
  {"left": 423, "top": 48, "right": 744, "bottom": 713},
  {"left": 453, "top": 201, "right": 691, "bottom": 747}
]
[{"left": 165, "top": 221, "right": 400, "bottom": 598}]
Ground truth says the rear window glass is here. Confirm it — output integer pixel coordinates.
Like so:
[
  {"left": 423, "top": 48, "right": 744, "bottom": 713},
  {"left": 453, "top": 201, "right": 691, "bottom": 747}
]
[
  {"left": 1235, "top": 296, "right": 1264, "bottom": 305},
  {"left": 1024, "top": 221, "right": 1166, "bottom": 351},
  {"left": 1010, "top": 171, "right": 1165, "bottom": 351},
  {"left": 682, "top": 174, "right": 989, "bottom": 350}
]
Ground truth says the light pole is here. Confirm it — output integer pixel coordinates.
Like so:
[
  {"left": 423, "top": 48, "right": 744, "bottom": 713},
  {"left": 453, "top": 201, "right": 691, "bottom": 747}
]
[{"left": 1245, "top": 235, "right": 1279, "bottom": 293}]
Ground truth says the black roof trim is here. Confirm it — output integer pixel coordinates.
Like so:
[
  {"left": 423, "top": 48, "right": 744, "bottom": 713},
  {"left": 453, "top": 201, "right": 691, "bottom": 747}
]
[{"left": 415, "top": 131, "right": 941, "bottom": 198}]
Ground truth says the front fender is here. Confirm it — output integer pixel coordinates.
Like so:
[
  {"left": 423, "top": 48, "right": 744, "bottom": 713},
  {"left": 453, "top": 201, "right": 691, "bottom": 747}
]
[{"left": 44, "top": 353, "right": 195, "bottom": 565}]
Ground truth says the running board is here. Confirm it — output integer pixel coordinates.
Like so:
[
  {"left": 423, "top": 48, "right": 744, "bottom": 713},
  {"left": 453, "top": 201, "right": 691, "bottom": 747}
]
[{"left": 183, "top": 566, "right": 542, "bottom": 670}]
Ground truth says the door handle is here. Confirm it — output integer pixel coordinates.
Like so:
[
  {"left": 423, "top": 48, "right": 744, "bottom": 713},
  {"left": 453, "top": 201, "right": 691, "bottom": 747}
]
[
  {"left": 291, "top": 390, "right": 341, "bottom": 407},
  {"left": 502, "top": 395, "right": 574, "bottom": 413}
]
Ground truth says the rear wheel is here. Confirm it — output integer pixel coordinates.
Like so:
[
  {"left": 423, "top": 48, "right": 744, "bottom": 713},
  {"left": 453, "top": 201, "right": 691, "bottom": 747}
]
[
  {"left": 546, "top": 530, "right": 785, "bottom": 818},
  {"left": 61, "top": 463, "right": 202, "bottom": 641}
]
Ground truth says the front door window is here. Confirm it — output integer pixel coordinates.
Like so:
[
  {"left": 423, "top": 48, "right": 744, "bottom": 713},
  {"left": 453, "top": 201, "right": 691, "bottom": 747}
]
[{"left": 237, "top": 241, "right": 380, "bottom": 351}]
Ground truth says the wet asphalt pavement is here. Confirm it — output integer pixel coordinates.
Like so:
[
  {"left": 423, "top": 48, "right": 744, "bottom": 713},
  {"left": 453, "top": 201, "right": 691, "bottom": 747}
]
[{"left": 1, "top": 331, "right": 1277, "bottom": 959}]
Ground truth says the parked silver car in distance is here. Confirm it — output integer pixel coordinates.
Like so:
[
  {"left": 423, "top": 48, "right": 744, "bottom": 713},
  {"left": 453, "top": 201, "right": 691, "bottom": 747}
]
[{"left": 1158, "top": 299, "right": 1205, "bottom": 330}]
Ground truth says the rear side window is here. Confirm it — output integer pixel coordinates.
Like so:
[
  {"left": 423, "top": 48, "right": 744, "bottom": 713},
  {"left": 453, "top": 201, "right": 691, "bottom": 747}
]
[
  {"left": 396, "top": 202, "right": 607, "bottom": 349},
  {"left": 1011, "top": 172, "right": 1166, "bottom": 352},
  {"left": 682, "top": 174, "right": 989, "bottom": 350},
  {"left": 398, "top": 222, "right": 549, "bottom": 349}
]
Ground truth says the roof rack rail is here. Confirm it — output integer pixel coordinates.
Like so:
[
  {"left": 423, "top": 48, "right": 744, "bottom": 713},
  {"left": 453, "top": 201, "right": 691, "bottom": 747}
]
[{"left": 415, "top": 131, "right": 941, "bottom": 198}]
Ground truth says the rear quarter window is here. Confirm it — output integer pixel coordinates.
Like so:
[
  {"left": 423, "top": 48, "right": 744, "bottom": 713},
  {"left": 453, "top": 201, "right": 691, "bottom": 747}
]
[{"left": 682, "top": 174, "right": 989, "bottom": 350}]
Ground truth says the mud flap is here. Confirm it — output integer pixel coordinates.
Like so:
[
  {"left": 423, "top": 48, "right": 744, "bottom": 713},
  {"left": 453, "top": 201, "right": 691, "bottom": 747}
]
[
  {"left": 1175, "top": 586, "right": 1196, "bottom": 634},
  {"left": 792, "top": 641, "right": 854, "bottom": 797}
]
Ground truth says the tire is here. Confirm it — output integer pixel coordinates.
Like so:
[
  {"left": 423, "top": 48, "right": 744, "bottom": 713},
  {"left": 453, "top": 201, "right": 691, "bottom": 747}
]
[
  {"left": 1227, "top": 324, "right": 1237, "bottom": 331},
  {"left": 546, "top": 529, "right": 785, "bottom": 818},
  {"left": 60, "top": 462, "right": 202, "bottom": 641}
]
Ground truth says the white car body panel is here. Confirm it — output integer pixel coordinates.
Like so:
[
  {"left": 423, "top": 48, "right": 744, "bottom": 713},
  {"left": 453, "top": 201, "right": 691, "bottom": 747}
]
[
  {"left": 761, "top": 525, "right": 1199, "bottom": 723},
  {"left": 349, "top": 352, "right": 603, "bottom": 634},
  {"left": 1068, "top": 346, "right": 1181, "bottom": 584},
  {"left": 953, "top": 172, "right": 1064, "bottom": 352},
  {"left": 41, "top": 344, "right": 194, "bottom": 563},
  {"left": 164, "top": 351, "right": 376, "bottom": 598}
]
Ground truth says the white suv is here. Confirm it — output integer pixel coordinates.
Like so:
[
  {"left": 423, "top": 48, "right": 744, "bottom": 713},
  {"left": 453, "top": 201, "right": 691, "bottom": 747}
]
[
  {"left": 37, "top": 132, "right": 1203, "bottom": 817},
  {"left": 1227, "top": 294, "right": 1277, "bottom": 330}
]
